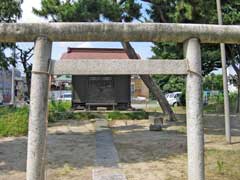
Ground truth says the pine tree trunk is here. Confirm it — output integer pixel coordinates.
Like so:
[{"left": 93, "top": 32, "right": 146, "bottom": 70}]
[{"left": 121, "top": 42, "right": 177, "bottom": 121}]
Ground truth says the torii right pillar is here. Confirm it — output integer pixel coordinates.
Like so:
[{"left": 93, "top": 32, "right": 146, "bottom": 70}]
[{"left": 184, "top": 38, "right": 205, "bottom": 180}]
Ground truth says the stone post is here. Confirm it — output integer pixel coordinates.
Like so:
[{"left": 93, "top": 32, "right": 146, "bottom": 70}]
[
  {"left": 184, "top": 38, "right": 205, "bottom": 180},
  {"left": 216, "top": 0, "right": 231, "bottom": 143},
  {"left": 26, "top": 36, "right": 52, "bottom": 180}
]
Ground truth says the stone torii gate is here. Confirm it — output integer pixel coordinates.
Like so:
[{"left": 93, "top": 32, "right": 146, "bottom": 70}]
[{"left": 1, "top": 23, "right": 240, "bottom": 180}]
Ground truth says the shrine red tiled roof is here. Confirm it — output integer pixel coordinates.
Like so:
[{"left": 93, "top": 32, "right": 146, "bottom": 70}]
[{"left": 60, "top": 48, "right": 131, "bottom": 60}]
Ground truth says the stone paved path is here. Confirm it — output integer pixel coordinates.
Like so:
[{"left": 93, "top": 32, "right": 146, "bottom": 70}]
[{"left": 92, "top": 119, "right": 126, "bottom": 180}]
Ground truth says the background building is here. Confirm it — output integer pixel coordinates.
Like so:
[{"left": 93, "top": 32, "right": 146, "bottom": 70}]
[{"left": 0, "top": 69, "right": 24, "bottom": 104}]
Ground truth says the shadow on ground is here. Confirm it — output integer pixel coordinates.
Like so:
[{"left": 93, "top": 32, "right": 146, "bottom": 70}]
[{"left": 0, "top": 120, "right": 95, "bottom": 180}]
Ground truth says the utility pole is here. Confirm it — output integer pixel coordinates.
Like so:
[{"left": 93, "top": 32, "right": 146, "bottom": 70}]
[
  {"left": 216, "top": 0, "right": 231, "bottom": 143},
  {"left": 10, "top": 16, "right": 17, "bottom": 106},
  {"left": 10, "top": 46, "right": 16, "bottom": 106}
]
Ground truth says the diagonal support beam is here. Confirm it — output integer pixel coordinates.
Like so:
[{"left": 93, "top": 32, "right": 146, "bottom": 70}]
[
  {"left": 121, "top": 41, "right": 177, "bottom": 121},
  {"left": 51, "top": 59, "right": 187, "bottom": 75}
]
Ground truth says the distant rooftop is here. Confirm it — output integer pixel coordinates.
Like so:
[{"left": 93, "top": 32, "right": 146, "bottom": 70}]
[{"left": 60, "top": 48, "right": 131, "bottom": 60}]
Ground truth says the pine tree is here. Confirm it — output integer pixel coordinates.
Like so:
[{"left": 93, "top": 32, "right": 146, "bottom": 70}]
[
  {"left": 0, "top": 0, "right": 23, "bottom": 69},
  {"left": 33, "top": 0, "right": 177, "bottom": 120}
]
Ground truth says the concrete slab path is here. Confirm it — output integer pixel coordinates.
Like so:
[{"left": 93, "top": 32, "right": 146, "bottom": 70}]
[{"left": 93, "top": 119, "right": 126, "bottom": 180}]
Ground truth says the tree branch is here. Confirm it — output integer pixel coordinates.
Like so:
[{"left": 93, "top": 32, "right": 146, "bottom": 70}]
[{"left": 232, "top": 62, "right": 240, "bottom": 76}]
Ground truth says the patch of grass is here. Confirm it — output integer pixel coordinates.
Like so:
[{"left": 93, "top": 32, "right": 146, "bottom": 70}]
[
  {"left": 176, "top": 126, "right": 187, "bottom": 134},
  {"left": 204, "top": 93, "right": 238, "bottom": 114},
  {"left": 205, "top": 149, "right": 240, "bottom": 179},
  {"left": 48, "top": 101, "right": 102, "bottom": 122},
  {"left": 0, "top": 102, "right": 100, "bottom": 136},
  {"left": 49, "top": 111, "right": 72, "bottom": 122},
  {"left": 144, "top": 105, "right": 186, "bottom": 114},
  {"left": 48, "top": 101, "right": 72, "bottom": 122},
  {"left": 107, "top": 111, "right": 149, "bottom": 120},
  {"left": 49, "top": 111, "right": 101, "bottom": 122},
  {"left": 0, "top": 106, "right": 29, "bottom": 137},
  {"left": 73, "top": 112, "right": 101, "bottom": 120},
  {"left": 172, "top": 106, "right": 186, "bottom": 114},
  {"left": 204, "top": 103, "right": 224, "bottom": 114},
  {"left": 107, "top": 111, "right": 128, "bottom": 120},
  {"left": 127, "top": 111, "right": 149, "bottom": 119},
  {"left": 59, "top": 163, "right": 75, "bottom": 175},
  {"left": 216, "top": 160, "right": 224, "bottom": 174},
  {"left": 49, "top": 100, "right": 71, "bottom": 112}
]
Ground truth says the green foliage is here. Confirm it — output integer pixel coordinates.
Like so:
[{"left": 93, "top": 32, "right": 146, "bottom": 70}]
[
  {"left": 152, "top": 42, "right": 183, "bottom": 59},
  {"left": 203, "top": 74, "right": 223, "bottom": 91},
  {"left": 204, "top": 93, "right": 238, "bottom": 113},
  {"left": 48, "top": 101, "right": 71, "bottom": 122},
  {"left": 222, "top": 1, "right": 240, "bottom": 25},
  {"left": 207, "top": 93, "right": 237, "bottom": 106},
  {"left": 211, "top": 1, "right": 238, "bottom": 68},
  {"left": 49, "top": 100, "right": 71, "bottom": 113},
  {"left": 33, "top": 0, "right": 142, "bottom": 23},
  {"left": 48, "top": 100, "right": 100, "bottom": 122},
  {"left": 0, "top": 106, "right": 29, "bottom": 137},
  {"left": 102, "top": 0, "right": 142, "bottom": 22},
  {"left": 0, "top": 102, "right": 148, "bottom": 137},
  {"left": 222, "top": 2, "right": 240, "bottom": 88},
  {"left": 147, "top": 0, "right": 240, "bottom": 76},
  {"left": 152, "top": 75, "right": 185, "bottom": 93},
  {"left": 72, "top": 112, "right": 99, "bottom": 120},
  {"left": 0, "top": 0, "right": 22, "bottom": 23},
  {"left": 0, "top": 102, "right": 100, "bottom": 136},
  {"left": 107, "top": 111, "right": 148, "bottom": 120},
  {"left": 48, "top": 111, "right": 100, "bottom": 122},
  {"left": 147, "top": 0, "right": 217, "bottom": 24},
  {"left": 33, "top": 0, "right": 104, "bottom": 22},
  {"left": 151, "top": 41, "right": 186, "bottom": 96},
  {"left": 201, "top": 45, "right": 221, "bottom": 76},
  {"left": 0, "top": 0, "right": 23, "bottom": 69},
  {"left": 212, "top": 94, "right": 224, "bottom": 105}
]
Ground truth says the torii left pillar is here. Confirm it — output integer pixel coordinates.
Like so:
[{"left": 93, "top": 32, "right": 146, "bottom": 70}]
[{"left": 27, "top": 36, "right": 52, "bottom": 180}]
